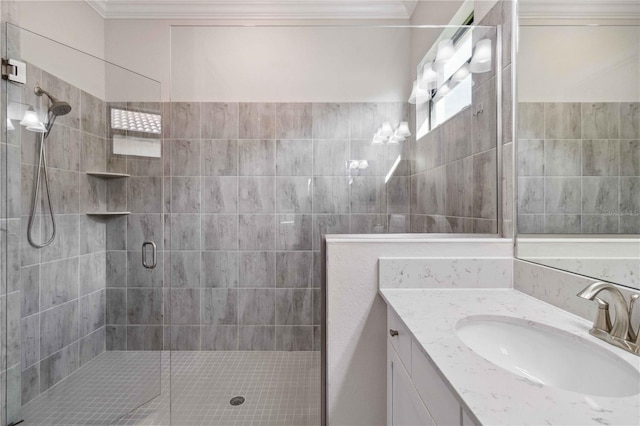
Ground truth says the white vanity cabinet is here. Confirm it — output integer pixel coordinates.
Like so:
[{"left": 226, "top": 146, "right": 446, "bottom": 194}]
[{"left": 387, "top": 309, "right": 477, "bottom": 426}]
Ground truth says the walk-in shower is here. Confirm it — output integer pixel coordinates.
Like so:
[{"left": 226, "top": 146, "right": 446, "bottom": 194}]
[
  {"left": 26, "top": 85, "right": 72, "bottom": 248},
  {"left": 1, "top": 15, "right": 502, "bottom": 426}
]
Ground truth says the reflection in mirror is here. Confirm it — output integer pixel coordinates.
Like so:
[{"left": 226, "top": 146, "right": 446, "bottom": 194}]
[{"left": 515, "top": 3, "right": 640, "bottom": 290}]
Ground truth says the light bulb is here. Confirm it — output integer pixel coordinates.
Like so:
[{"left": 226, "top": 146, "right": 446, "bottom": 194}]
[
  {"left": 470, "top": 39, "right": 492, "bottom": 73},
  {"left": 434, "top": 39, "right": 454, "bottom": 67}
]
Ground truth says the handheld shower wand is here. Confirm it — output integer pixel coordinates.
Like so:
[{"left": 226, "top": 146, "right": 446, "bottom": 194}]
[{"left": 27, "top": 86, "right": 72, "bottom": 248}]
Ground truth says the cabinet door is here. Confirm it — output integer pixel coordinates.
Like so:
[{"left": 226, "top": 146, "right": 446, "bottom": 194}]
[{"left": 388, "top": 341, "right": 434, "bottom": 426}]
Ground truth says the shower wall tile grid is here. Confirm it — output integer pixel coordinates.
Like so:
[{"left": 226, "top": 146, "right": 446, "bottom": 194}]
[
  {"left": 2, "top": 58, "right": 111, "bottom": 407},
  {"left": 409, "top": 0, "right": 513, "bottom": 236},
  {"left": 106, "top": 100, "right": 413, "bottom": 354},
  {"left": 517, "top": 102, "right": 640, "bottom": 233}
]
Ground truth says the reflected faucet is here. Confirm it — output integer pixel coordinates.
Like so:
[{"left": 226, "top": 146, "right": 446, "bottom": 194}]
[{"left": 577, "top": 282, "right": 639, "bottom": 356}]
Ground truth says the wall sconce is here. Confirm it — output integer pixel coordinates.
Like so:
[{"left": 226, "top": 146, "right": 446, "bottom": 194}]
[{"left": 372, "top": 121, "right": 411, "bottom": 145}]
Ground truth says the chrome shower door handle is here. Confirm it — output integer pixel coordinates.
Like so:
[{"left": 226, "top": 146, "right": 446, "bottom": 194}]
[{"left": 142, "top": 241, "right": 157, "bottom": 269}]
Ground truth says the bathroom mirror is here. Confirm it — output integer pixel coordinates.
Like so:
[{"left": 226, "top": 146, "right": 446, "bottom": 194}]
[{"left": 515, "top": 1, "right": 640, "bottom": 290}]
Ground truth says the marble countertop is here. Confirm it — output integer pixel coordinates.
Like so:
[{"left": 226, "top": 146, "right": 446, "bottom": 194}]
[{"left": 379, "top": 288, "right": 640, "bottom": 426}]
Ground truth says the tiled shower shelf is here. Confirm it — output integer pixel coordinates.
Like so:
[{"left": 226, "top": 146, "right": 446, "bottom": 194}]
[
  {"left": 86, "top": 211, "right": 130, "bottom": 216},
  {"left": 86, "top": 171, "right": 130, "bottom": 178}
]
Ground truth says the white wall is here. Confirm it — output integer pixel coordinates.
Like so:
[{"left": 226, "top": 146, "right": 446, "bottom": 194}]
[
  {"left": 326, "top": 236, "right": 513, "bottom": 426},
  {"left": 106, "top": 18, "right": 413, "bottom": 102},
  {"left": 518, "top": 25, "right": 640, "bottom": 102},
  {"left": 6, "top": 1, "right": 107, "bottom": 99},
  {"left": 170, "top": 26, "right": 410, "bottom": 102}
]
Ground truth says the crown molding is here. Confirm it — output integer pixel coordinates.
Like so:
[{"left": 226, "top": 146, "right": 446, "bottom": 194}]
[
  {"left": 519, "top": 0, "right": 640, "bottom": 20},
  {"left": 85, "top": 0, "right": 416, "bottom": 20}
]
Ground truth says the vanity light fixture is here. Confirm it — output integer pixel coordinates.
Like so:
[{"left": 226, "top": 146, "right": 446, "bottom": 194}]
[
  {"left": 434, "top": 39, "right": 454, "bottom": 67},
  {"left": 419, "top": 62, "right": 438, "bottom": 90},
  {"left": 408, "top": 81, "right": 431, "bottom": 105},
  {"left": 452, "top": 63, "right": 470, "bottom": 82},
  {"left": 470, "top": 38, "right": 492, "bottom": 73},
  {"left": 6, "top": 118, "right": 15, "bottom": 131}
]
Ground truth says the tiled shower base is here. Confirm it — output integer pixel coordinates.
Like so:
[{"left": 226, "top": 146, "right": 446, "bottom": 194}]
[{"left": 22, "top": 351, "right": 320, "bottom": 426}]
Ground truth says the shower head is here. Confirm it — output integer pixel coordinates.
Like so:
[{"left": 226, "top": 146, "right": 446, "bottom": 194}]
[{"left": 34, "top": 86, "right": 72, "bottom": 116}]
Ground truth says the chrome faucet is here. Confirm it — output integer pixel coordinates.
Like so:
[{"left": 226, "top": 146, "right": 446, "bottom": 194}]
[{"left": 577, "top": 282, "right": 639, "bottom": 356}]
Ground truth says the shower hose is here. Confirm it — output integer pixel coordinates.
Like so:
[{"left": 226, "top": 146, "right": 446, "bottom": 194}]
[{"left": 27, "top": 130, "right": 56, "bottom": 248}]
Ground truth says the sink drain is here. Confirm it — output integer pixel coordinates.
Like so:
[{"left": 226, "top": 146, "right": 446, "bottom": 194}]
[{"left": 230, "top": 396, "right": 245, "bottom": 406}]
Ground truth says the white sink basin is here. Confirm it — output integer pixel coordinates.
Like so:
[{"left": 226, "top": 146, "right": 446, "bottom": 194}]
[{"left": 456, "top": 315, "right": 640, "bottom": 397}]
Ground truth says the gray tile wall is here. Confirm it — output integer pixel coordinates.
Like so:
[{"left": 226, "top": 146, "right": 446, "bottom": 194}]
[
  {"left": 1, "top": 50, "right": 110, "bottom": 407},
  {"left": 106, "top": 101, "right": 411, "bottom": 353},
  {"left": 517, "top": 102, "right": 640, "bottom": 233},
  {"left": 410, "top": 0, "right": 512, "bottom": 235}
]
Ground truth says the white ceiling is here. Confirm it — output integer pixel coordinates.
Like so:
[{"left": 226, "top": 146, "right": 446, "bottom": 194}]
[{"left": 85, "top": 0, "right": 420, "bottom": 20}]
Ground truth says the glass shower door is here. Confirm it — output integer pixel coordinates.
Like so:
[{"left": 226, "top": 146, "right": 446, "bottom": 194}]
[{"left": 2, "top": 23, "right": 164, "bottom": 425}]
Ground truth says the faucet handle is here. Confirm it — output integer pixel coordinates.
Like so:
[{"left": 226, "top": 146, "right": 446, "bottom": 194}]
[
  {"left": 593, "top": 297, "right": 612, "bottom": 333},
  {"left": 628, "top": 294, "right": 639, "bottom": 342}
]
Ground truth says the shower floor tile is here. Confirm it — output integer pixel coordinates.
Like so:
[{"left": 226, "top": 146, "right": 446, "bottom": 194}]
[{"left": 21, "top": 351, "right": 320, "bottom": 426}]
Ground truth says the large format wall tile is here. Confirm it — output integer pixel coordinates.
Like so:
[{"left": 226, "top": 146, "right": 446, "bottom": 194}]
[
  {"left": 239, "top": 251, "right": 275, "bottom": 288},
  {"left": 276, "top": 103, "right": 312, "bottom": 139},
  {"left": 582, "top": 103, "right": 619, "bottom": 139},
  {"left": 312, "top": 103, "right": 350, "bottom": 139},
  {"left": 544, "top": 103, "right": 581, "bottom": 139},
  {"left": 276, "top": 140, "right": 312, "bottom": 176},
  {"left": 620, "top": 103, "right": 640, "bottom": 139},
  {"left": 517, "top": 102, "right": 638, "bottom": 233},
  {"left": 201, "top": 140, "right": 238, "bottom": 176},
  {"left": 201, "top": 103, "right": 238, "bottom": 139},
  {"left": 239, "top": 103, "right": 276, "bottom": 139}
]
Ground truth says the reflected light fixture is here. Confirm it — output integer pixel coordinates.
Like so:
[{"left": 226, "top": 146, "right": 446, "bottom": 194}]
[
  {"left": 419, "top": 63, "right": 438, "bottom": 90},
  {"left": 452, "top": 63, "right": 470, "bottom": 82},
  {"left": 434, "top": 39, "right": 454, "bottom": 67},
  {"left": 20, "top": 108, "right": 46, "bottom": 133},
  {"left": 409, "top": 81, "right": 431, "bottom": 105},
  {"left": 470, "top": 38, "right": 492, "bottom": 73},
  {"left": 434, "top": 82, "right": 452, "bottom": 101},
  {"left": 379, "top": 122, "right": 394, "bottom": 137},
  {"left": 6, "top": 118, "right": 15, "bottom": 131},
  {"left": 395, "top": 122, "right": 411, "bottom": 138},
  {"left": 372, "top": 122, "right": 411, "bottom": 145}
]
